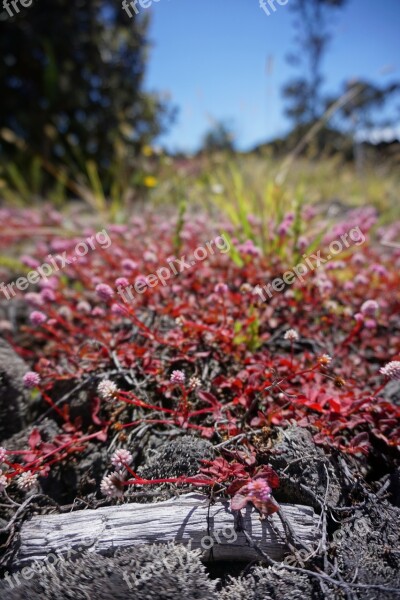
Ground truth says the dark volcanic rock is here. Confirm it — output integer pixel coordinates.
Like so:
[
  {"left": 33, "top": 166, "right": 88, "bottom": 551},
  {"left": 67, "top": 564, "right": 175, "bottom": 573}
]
[
  {"left": 0, "top": 299, "right": 29, "bottom": 335},
  {"left": 2, "top": 419, "right": 107, "bottom": 503},
  {"left": 0, "top": 338, "right": 32, "bottom": 441},
  {"left": 382, "top": 380, "right": 400, "bottom": 405},
  {"left": 260, "top": 425, "right": 342, "bottom": 509}
]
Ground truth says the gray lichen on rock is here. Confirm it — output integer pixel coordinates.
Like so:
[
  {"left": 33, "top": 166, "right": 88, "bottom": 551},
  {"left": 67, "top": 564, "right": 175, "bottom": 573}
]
[
  {"left": 138, "top": 435, "right": 215, "bottom": 480},
  {"left": 219, "top": 565, "right": 314, "bottom": 600},
  {"left": 0, "top": 543, "right": 218, "bottom": 600},
  {"left": 334, "top": 502, "right": 400, "bottom": 600}
]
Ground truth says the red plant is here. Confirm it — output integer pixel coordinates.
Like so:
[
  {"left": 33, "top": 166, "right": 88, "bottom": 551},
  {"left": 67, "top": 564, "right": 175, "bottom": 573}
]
[{"left": 0, "top": 205, "right": 398, "bottom": 499}]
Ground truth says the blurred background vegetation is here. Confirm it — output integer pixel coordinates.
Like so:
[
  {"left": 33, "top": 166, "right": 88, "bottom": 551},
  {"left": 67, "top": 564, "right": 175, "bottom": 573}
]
[{"left": 0, "top": 0, "right": 399, "bottom": 220}]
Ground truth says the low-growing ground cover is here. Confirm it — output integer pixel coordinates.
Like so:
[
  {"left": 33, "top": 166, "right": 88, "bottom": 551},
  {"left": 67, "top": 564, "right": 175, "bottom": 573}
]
[{"left": 0, "top": 200, "right": 399, "bottom": 598}]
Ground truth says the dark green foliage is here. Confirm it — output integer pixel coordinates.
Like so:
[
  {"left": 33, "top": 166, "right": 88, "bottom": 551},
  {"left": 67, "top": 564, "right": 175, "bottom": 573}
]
[
  {"left": 336, "top": 79, "right": 400, "bottom": 131},
  {"left": 0, "top": 0, "right": 173, "bottom": 189}
]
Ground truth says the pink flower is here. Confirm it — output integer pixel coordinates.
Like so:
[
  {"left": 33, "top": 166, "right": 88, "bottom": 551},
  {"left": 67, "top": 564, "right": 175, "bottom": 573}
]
[
  {"left": 97, "top": 380, "right": 119, "bottom": 400},
  {"left": 247, "top": 214, "right": 261, "bottom": 226},
  {"left": 122, "top": 259, "right": 138, "bottom": 272},
  {"left": 135, "top": 275, "right": 147, "bottom": 286},
  {"left": 100, "top": 472, "right": 125, "bottom": 498},
  {"left": 364, "top": 318, "right": 376, "bottom": 329},
  {"left": 25, "top": 293, "right": 44, "bottom": 307},
  {"left": 246, "top": 479, "right": 272, "bottom": 501},
  {"left": 40, "top": 288, "right": 55, "bottom": 302},
  {"left": 170, "top": 370, "right": 185, "bottom": 384},
  {"left": 115, "top": 277, "right": 129, "bottom": 288},
  {"left": 284, "top": 329, "right": 299, "bottom": 342},
  {"left": 354, "top": 274, "right": 368, "bottom": 286},
  {"left": 95, "top": 283, "right": 114, "bottom": 301},
  {"left": 277, "top": 221, "right": 290, "bottom": 237},
  {"left": 17, "top": 471, "right": 38, "bottom": 491},
  {"left": 109, "top": 224, "right": 127, "bottom": 234},
  {"left": 238, "top": 240, "right": 262, "bottom": 257},
  {"left": 316, "top": 278, "right": 333, "bottom": 292},
  {"left": 39, "top": 277, "right": 58, "bottom": 290},
  {"left": 352, "top": 253, "right": 366, "bottom": 266},
  {"left": 30, "top": 311, "right": 47, "bottom": 326},
  {"left": 231, "top": 478, "right": 279, "bottom": 516},
  {"left": 360, "top": 300, "right": 379, "bottom": 316},
  {"left": 297, "top": 236, "right": 309, "bottom": 251},
  {"left": 111, "top": 449, "right": 133, "bottom": 470},
  {"left": 20, "top": 255, "right": 40, "bottom": 269},
  {"left": 0, "top": 447, "right": 7, "bottom": 463},
  {"left": 111, "top": 303, "right": 125, "bottom": 316},
  {"left": 189, "top": 376, "right": 201, "bottom": 389},
  {"left": 326, "top": 261, "right": 345, "bottom": 271},
  {"left": 23, "top": 372, "right": 41, "bottom": 388},
  {"left": 380, "top": 361, "right": 400, "bottom": 380},
  {"left": 370, "top": 264, "right": 388, "bottom": 277},
  {"left": 214, "top": 283, "right": 228, "bottom": 294},
  {"left": 143, "top": 251, "right": 157, "bottom": 262},
  {"left": 77, "top": 301, "right": 91, "bottom": 313}
]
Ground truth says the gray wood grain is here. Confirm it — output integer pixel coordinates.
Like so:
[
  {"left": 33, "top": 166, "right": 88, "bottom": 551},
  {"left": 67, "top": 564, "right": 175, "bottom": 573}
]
[{"left": 15, "top": 494, "right": 319, "bottom": 566}]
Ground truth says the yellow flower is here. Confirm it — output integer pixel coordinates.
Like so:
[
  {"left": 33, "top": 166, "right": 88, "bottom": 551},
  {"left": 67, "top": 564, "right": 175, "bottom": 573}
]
[
  {"left": 143, "top": 176, "right": 158, "bottom": 188},
  {"left": 142, "top": 145, "right": 153, "bottom": 157}
]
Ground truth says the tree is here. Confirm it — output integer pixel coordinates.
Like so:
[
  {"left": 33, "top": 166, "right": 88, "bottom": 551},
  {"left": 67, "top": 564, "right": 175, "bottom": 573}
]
[
  {"left": 282, "top": 0, "right": 347, "bottom": 127},
  {"left": 336, "top": 79, "right": 400, "bottom": 133},
  {"left": 333, "top": 78, "right": 400, "bottom": 171},
  {"left": 0, "top": 0, "right": 173, "bottom": 188},
  {"left": 201, "top": 120, "right": 236, "bottom": 153}
]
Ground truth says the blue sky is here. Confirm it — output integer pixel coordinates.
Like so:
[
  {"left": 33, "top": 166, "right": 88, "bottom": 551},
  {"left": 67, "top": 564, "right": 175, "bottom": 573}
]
[{"left": 142, "top": 0, "right": 400, "bottom": 152}]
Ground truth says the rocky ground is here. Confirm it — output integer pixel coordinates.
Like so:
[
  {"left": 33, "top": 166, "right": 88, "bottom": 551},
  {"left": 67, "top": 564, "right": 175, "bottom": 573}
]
[
  {"left": 0, "top": 338, "right": 399, "bottom": 599},
  {"left": 0, "top": 207, "right": 399, "bottom": 599}
]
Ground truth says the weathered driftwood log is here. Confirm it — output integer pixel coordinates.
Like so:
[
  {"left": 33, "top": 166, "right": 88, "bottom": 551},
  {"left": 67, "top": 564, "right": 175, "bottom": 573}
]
[{"left": 15, "top": 494, "right": 319, "bottom": 567}]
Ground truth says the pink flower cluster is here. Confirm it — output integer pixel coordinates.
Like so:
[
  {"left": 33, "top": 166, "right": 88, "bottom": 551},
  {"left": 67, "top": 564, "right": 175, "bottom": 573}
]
[
  {"left": 100, "top": 472, "right": 125, "bottom": 498},
  {"left": 380, "top": 361, "right": 400, "bottom": 381},
  {"left": 111, "top": 449, "right": 133, "bottom": 470},
  {"left": 95, "top": 283, "right": 114, "bottom": 301},
  {"left": 30, "top": 311, "right": 47, "bottom": 326},
  {"left": 97, "top": 380, "right": 118, "bottom": 400},
  {"left": 170, "top": 370, "right": 185, "bottom": 384},
  {"left": 23, "top": 372, "right": 41, "bottom": 388},
  {"left": 245, "top": 479, "right": 272, "bottom": 502}
]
